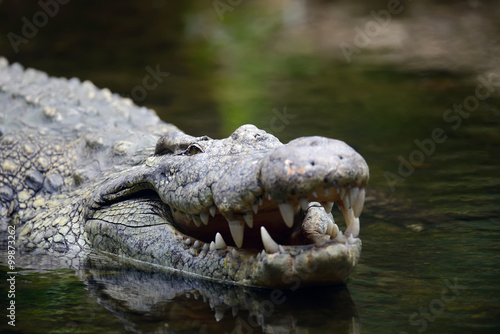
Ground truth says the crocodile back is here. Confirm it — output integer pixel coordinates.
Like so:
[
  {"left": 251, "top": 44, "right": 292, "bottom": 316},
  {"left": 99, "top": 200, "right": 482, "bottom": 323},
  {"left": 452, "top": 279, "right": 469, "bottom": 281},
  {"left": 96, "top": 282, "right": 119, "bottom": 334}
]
[{"left": 0, "top": 58, "right": 176, "bottom": 220}]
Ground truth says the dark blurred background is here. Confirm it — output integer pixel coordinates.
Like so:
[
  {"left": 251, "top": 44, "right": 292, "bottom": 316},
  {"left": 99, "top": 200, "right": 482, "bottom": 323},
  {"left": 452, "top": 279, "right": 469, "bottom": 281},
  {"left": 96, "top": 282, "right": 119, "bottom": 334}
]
[{"left": 1, "top": 0, "right": 499, "bottom": 140}]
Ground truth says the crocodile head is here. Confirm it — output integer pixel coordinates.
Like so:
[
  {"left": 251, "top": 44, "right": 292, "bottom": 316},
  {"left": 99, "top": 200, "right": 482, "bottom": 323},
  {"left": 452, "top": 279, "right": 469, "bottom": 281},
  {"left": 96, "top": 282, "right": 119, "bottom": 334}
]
[{"left": 86, "top": 125, "right": 369, "bottom": 288}]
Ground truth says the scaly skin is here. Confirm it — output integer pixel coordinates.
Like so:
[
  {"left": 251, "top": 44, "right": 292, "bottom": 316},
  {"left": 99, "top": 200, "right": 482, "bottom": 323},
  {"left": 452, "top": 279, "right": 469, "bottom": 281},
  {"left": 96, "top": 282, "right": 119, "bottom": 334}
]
[{"left": 0, "top": 58, "right": 369, "bottom": 287}]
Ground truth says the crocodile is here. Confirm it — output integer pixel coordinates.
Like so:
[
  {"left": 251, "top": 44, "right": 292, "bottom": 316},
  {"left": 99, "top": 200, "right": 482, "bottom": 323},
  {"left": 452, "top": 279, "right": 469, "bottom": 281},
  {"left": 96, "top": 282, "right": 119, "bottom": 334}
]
[{"left": 0, "top": 58, "right": 369, "bottom": 288}]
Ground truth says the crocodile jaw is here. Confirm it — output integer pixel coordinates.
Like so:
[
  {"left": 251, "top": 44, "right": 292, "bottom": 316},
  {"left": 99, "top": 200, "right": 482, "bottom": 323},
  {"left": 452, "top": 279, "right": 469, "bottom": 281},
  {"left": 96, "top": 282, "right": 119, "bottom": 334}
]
[{"left": 87, "top": 125, "right": 369, "bottom": 287}]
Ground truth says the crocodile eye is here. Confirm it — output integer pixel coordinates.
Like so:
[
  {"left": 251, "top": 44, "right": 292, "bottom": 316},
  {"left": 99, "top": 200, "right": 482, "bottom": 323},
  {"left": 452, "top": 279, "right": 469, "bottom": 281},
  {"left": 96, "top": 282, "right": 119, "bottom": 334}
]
[
  {"left": 155, "top": 131, "right": 196, "bottom": 155},
  {"left": 155, "top": 132, "right": 210, "bottom": 156},
  {"left": 185, "top": 143, "right": 204, "bottom": 156}
]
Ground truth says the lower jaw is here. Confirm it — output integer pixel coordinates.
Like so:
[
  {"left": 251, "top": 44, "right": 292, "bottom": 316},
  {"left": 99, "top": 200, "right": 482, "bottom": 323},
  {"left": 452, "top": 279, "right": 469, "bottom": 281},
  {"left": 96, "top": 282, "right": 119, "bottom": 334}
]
[{"left": 180, "top": 235, "right": 363, "bottom": 288}]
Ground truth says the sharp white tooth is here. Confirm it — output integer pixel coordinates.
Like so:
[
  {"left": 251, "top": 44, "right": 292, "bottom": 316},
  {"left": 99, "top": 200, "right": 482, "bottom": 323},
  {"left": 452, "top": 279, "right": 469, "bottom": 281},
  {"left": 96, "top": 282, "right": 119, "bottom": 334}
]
[
  {"left": 203, "top": 243, "right": 209, "bottom": 251},
  {"left": 278, "top": 203, "right": 295, "bottom": 228},
  {"left": 312, "top": 190, "right": 318, "bottom": 198},
  {"left": 330, "top": 223, "right": 339, "bottom": 239},
  {"left": 185, "top": 238, "right": 192, "bottom": 245},
  {"left": 353, "top": 187, "right": 365, "bottom": 218},
  {"left": 340, "top": 205, "right": 354, "bottom": 230},
  {"left": 193, "top": 215, "right": 202, "bottom": 227},
  {"left": 214, "top": 307, "right": 225, "bottom": 322},
  {"left": 228, "top": 219, "right": 245, "bottom": 248},
  {"left": 343, "top": 190, "right": 351, "bottom": 209},
  {"left": 249, "top": 256, "right": 254, "bottom": 262},
  {"left": 341, "top": 206, "right": 358, "bottom": 237},
  {"left": 252, "top": 202, "right": 259, "bottom": 214},
  {"left": 345, "top": 217, "right": 360, "bottom": 238},
  {"left": 209, "top": 206, "right": 216, "bottom": 217},
  {"left": 260, "top": 226, "right": 279, "bottom": 254},
  {"left": 299, "top": 197, "right": 308, "bottom": 211},
  {"left": 243, "top": 213, "right": 253, "bottom": 228},
  {"left": 210, "top": 241, "right": 216, "bottom": 251},
  {"left": 326, "top": 219, "right": 334, "bottom": 235},
  {"left": 200, "top": 213, "right": 209, "bottom": 225},
  {"left": 335, "top": 230, "right": 344, "bottom": 242},
  {"left": 193, "top": 240, "right": 201, "bottom": 249},
  {"left": 322, "top": 201, "right": 334, "bottom": 213},
  {"left": 215, "top": 232, "right": 227, "bottom": 250},
  {"left": 349, "top": 187, "right": 359, "bottom": 205}
]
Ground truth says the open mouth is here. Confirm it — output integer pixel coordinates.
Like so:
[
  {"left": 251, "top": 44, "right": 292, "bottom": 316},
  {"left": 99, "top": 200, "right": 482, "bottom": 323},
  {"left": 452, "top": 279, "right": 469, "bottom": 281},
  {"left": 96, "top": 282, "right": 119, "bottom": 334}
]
[{"left": 169, "top": 184, "right": 365, "bottom": 254}]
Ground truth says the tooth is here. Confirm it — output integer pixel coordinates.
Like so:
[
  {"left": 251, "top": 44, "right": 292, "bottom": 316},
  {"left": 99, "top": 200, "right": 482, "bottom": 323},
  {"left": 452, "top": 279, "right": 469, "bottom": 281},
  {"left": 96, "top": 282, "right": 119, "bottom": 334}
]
[
  {"left": 260, "top": 226, "right": 279, "bottom": 254},
  {"left": 324, "top": 187, "right": 330, "bottom": 197},
  {"left": 322, "top": 201, "right": 334, "bottom": 213},
  {"left": 266, "top": 193, "right": 272, "bottom": 200},
  {"left": 312, "top": 190, "right": 318, "bottom": 198},
  {"left": 330, "top": 223, "right": 339, "bottom": 238},
  {"left": 349, "top": 187, "right": 359, "bottom": 207},
  {"left": 353, "top": 188, "right": 365, "bottom": 218},
  {"left": 326, "top": 219, "right": 334, "bottom": 235},
  {"left": 203, "top": 243, "right": 209, "bottom": 251},
  {"left": 340, "top": 205, "right": 354, "bottom": 228},
  {"left": 185, "top": 238, "right": 192, "bottom": 245},
  {"left": 209, "top": 206, "right": 216, "bottom": 217},
  {"left": 299, "top": 197, "right": 308, "bottom": 211},
  {"left": 258, "top": 196, "right": 263, "bottom": 206},
  {"left": 214, "top": 307, "right": 225, "bottom": 322},
  {"left": 200, "top": 213, "right": 209, "bottom": 225},
  {"left": 335, "top": 230, "right": 344, "bottom": 242},
  {"left": 243, "top": 213, "right": 253, "bottom": 228},
  {"left": 187, "top": 214, "right": 201, "bottom": 227},
  {"left": 343, "top": 189, "right": 351, "bottom": 209},
  {"left": 215, "top": 232, "right": 226, "bottom": 250},
  {"left": 341, "top": 205, "right": 359, "bottom": 237},
  {"left": 252, "top": 202, "right": 259, "bottom": 214},
  {"left": 210, "top": 241, "right": 216, "bottom": 251},
  {"left": 193, "top": 215, "right": 202, "bottom": 227},
  {"left": 193, "top": 240, "right": 201, "bottom": 249},
  {"left": 278, "top": 203, "right": 295, "bottom": 228},
  {"left": 345, "top": 217, "right": 360, "bottom": 238},
  {"left": 228, "top": 219, "right": 245, "bottom": 248},
  {"left": 340, "top": 187, "right": 346, "bottom": 201}
]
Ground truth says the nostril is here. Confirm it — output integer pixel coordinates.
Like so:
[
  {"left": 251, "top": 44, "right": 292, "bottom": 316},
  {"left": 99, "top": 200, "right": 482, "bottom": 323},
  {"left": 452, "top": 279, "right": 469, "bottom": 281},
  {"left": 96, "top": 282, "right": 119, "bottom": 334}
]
[
  {"left": 339, "top": 156, "right": 343, "bottom": 160},
  {"left": 310, "top": 161, "right": 316, "bottom": 166}
]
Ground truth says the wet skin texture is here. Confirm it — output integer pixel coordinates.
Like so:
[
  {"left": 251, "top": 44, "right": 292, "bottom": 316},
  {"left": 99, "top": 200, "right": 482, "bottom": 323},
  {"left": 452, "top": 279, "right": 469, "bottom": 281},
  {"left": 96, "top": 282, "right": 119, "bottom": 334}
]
[{"left": 0, "top": 58, "right": 368, "bottom": 287}]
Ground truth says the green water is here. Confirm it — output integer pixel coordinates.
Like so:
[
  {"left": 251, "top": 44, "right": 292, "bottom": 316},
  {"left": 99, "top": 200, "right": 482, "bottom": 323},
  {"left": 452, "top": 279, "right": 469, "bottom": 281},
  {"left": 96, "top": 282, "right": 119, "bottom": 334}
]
[{"left": 1, "top": 1, "right": 500, "bottom": 333}]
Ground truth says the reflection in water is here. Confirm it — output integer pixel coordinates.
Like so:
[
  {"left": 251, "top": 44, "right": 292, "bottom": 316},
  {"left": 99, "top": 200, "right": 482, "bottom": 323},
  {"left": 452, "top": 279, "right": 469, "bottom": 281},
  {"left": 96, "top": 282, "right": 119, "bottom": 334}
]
[{"left": 80, "top": 252, "right": 360, "bottom": 334}]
